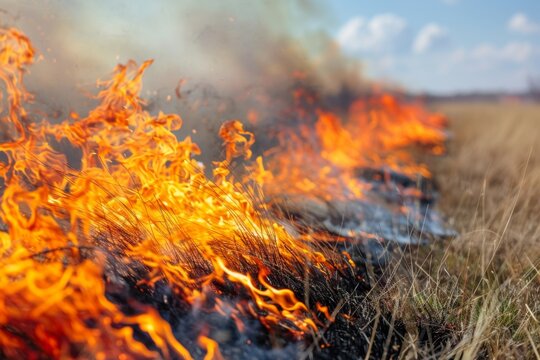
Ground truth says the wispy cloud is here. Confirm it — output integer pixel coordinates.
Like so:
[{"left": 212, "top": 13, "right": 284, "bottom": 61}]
[
  {"left": 336, "top": 14, "right": 407, "bottom": 53},
  {"left": 508, "top": 13, "right": 540, "bottom": 34},
  {"left": 413, "top": 24, "right": 449, "bottom": 54}
]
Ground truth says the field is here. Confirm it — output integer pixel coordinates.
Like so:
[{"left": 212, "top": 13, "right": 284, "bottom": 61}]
[{"left": 376, "top": 102, "right": 540, "bottom": 359}]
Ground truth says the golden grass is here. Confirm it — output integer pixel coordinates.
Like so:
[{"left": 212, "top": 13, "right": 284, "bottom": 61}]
[
  {"left": 435, "top": 102, "right": 540, "bottom": 274},
  {"left": 378, "top": 102, "right": 540, "bottom": 359}
]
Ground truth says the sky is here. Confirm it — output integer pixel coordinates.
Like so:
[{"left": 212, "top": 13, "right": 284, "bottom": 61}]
[{"left": 328, "top": 0, "right": 540, "bottom": 93}]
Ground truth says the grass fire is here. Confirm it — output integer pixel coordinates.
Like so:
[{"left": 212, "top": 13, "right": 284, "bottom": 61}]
[{"left": 0, "top": 2, "right": 539, "bottom": 359}]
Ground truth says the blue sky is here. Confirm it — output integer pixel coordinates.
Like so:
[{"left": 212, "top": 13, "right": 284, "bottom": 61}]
[{"left": 326, "top": 0, "right": 540, "bottom": 93}]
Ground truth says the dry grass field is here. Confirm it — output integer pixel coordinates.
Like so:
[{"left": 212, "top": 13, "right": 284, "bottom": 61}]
[{"left": 376, "top": 102, "right": 540, "bottom": 359}]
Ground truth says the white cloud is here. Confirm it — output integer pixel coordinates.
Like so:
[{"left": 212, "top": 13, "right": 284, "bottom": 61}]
[
  {"left": 413, "top": 23, "right": 449, "bottom": 54},
  {"left": 336, "top": 14, "right": 407, "bottom": 53},
  {"left": 508, "top": 13, "right": 540, "bottom": 34}
]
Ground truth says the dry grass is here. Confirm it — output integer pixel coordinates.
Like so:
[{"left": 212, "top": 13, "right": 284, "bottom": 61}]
[{"left": 377, "top": 102, "right": 540, "bottom": 359}]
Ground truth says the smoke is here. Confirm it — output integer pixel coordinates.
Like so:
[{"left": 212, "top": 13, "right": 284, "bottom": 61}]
[{"left": 1, "top": 0, "right": 367, "bottom": 160}]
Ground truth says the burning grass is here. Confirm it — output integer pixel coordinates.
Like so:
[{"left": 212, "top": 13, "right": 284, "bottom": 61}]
[{"left": 0, "top": 27, "right": 407, "bottom": 359}]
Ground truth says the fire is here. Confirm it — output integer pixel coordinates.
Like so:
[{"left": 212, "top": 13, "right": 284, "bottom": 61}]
[
  {"left": 259, "top": 82, "right": 450, "bottom": 246},
  {"left": 0, "top": 250, "right": 194, "bottom": 359},
  {"left": 265, "top": 92, "right": 447, "bottom": 201},
  {"left": 0, "top": 28, "right": 340, "bottom": 358},
  {"left": 0, "top": 26, "right": 450, "bottom": 358},
  {"left": 0, "top": 28, "right": 34, "bottom": 144},
  {"left": 320, "top": 95, "right": 446, "bottom": 176}
]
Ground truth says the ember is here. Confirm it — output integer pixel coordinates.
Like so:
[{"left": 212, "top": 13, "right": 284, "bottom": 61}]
[{"left": 0, "top": 26, "right": 452, "bottom": 359}]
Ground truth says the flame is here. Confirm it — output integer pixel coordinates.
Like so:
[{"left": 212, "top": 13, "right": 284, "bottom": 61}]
[
  {"left": 0, "top": 28, "right": 340, "bottom": 358},
  {"left": 198, "top": 336, "right": 223, "bottom": 360},
  {"left": 265, "top": 90, "right": 447, "bottom": 202},
  {"left": 0, "top": 28, "right": 34, "bottom": 144},
  {"left": 0, "top": 251, "right": 192, "bottom": 359},
  {"left": 319, "top": 95, "right": 446, "bottom": 177},
  {"left": 0, "top": 26, "right": 449, "bottom": 358}
]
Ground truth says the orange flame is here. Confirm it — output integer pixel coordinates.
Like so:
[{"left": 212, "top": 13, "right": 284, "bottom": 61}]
[
  {"left": 265, "top": 90, "right": 447, "bottom": 201},
  {"left": 0, "top": 28, "right": 338, "bottom": 358},
  {"left": 0, "top": 26, "right": 448, "bottom": 358}
]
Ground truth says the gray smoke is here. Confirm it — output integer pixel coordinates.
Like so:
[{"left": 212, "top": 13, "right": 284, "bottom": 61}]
[{"left": 0, "top": 0, "right": 367, "bottom": 159}]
